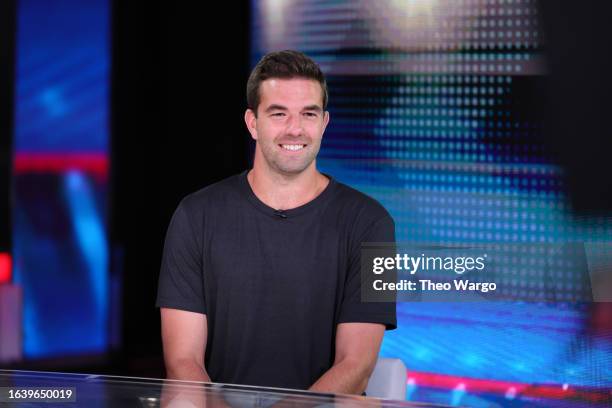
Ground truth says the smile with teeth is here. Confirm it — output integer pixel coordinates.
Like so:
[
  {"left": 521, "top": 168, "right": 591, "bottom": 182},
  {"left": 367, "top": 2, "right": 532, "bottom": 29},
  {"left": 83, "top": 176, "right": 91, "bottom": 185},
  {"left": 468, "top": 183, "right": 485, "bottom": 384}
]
[{"left": 280, "top": 144, "right": 306, "bottom": 151}]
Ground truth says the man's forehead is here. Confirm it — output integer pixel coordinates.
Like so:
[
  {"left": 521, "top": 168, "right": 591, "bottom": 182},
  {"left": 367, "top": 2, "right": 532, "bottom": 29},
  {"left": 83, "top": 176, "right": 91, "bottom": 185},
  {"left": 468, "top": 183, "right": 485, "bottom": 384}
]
[
  {"left": 261, "top": 77, "right": 319, "bottom": 88},
  {"left": 259, "top": 78, "right": 323, "bottom": 104}
]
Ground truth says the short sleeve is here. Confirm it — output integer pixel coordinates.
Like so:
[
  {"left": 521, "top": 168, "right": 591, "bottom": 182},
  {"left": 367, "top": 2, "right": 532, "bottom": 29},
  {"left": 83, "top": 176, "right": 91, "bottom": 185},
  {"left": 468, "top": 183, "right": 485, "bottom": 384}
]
[
  {"left": 156, "top": 200, "right": 206, "bottom": 314},
  {"left": 338, "top": 215, "right": 397, "bottom": 330}
]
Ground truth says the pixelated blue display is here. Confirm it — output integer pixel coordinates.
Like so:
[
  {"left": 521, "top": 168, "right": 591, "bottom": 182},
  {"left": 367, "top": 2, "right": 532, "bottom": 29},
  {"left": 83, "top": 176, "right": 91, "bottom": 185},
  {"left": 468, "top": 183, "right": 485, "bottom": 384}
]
[
  {"left": 12, "top": 0, "right": 110, "bottom": 358},
  {"left": 252, "top": 0, "right": 611, "bottom": 405},
  {"left": 13, "top": 0, "right": 109, "bottom": 153}
]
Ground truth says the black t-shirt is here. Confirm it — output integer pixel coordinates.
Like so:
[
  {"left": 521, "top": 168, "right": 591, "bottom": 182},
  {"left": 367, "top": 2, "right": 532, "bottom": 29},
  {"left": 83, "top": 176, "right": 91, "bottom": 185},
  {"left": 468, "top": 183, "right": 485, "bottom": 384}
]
[{"left": 156, "top": 171, "right": 396, "bottom": 390}]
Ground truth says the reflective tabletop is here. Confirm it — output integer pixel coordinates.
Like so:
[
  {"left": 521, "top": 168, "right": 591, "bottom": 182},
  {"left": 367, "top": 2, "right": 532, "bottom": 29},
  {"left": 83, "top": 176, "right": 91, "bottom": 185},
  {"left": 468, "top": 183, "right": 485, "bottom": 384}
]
[{"left": 0, "top": 370, "right": 447, "bottom": 407}]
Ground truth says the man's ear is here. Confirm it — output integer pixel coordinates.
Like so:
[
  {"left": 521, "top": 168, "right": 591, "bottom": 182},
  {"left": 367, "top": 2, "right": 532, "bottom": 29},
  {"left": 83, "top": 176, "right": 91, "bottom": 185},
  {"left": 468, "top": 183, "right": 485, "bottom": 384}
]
[
  {"left": 322, "top": 110, "right": 330, "bottom": 132},
  {"left": 244, "top": 109, "right": 258, "bottom": 141}
]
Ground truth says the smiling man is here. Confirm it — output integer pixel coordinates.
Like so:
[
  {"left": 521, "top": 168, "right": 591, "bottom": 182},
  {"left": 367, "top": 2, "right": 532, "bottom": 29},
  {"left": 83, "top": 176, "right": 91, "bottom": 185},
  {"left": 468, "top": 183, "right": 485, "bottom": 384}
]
[{"left": 156, "top": 50, "right": 396, "bottom": 395}]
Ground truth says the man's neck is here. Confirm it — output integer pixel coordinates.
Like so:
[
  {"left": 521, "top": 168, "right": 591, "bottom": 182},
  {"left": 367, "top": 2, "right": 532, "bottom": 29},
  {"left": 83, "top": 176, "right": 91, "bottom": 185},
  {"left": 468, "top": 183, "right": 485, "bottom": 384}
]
[{"left": 247, "top": 165, "right": 329, "bottom": 211}]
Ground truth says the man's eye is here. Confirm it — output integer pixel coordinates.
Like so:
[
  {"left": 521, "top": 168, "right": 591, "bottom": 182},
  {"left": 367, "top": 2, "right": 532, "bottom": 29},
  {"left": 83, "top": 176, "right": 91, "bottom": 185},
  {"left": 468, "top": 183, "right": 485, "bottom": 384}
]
[
  {"left": 271, "top": 113, "right": 285, "bottom": 117},
  {"left": 303, "top": 112, "right": 317, "bottom": 117}
]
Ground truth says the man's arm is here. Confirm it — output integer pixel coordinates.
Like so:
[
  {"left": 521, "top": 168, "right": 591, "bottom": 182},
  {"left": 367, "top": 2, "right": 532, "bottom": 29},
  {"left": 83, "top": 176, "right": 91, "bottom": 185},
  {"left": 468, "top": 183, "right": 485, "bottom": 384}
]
[
  {"left": 309, "top": 322, "right": 385, "bottom": 395},
  {"left": 161, "top": 308, "right": 210, "bottom": 382}
]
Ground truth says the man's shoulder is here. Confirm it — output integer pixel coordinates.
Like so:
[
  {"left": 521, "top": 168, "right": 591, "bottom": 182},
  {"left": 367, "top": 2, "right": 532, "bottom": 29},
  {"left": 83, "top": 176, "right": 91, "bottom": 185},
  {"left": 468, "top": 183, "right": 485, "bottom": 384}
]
[
  {"left": 329, "top": 179, "right": 394, "bottom": 224},
  {"left": 177, "top": 172, "right": 245, "bottom": 215}
]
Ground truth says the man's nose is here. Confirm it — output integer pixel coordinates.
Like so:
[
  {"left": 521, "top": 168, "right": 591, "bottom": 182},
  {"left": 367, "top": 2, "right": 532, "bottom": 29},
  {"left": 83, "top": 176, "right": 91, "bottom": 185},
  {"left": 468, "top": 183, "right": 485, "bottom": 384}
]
[{"left": 285, "top": 115, "right": 304, "bottom": 136}]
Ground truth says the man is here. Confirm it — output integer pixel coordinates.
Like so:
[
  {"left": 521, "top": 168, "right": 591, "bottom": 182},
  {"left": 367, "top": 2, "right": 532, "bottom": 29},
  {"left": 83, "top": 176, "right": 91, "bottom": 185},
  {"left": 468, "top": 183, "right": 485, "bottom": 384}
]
[{"left": 156, "top": 50, "right": 396, "bottom": 395}]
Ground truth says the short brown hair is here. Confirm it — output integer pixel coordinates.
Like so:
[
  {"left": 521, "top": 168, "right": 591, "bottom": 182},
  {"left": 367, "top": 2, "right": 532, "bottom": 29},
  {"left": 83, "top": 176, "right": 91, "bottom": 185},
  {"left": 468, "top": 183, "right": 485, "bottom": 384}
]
[{"left": 246, "top": 50, "right": 328, "bottom": 116}]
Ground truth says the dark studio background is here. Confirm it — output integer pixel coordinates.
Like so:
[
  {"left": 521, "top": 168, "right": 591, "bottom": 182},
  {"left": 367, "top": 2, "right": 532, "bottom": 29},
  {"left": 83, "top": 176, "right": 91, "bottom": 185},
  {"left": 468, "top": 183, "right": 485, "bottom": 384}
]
[
  {"left": 539, "top": 0, "right": 612, "bottom": 216},
  {"left": 0, "top": 0, "right": 16, "bottom": 254},
  {"left": 111, "top": 1, "right": 251, "bottom": 376}
]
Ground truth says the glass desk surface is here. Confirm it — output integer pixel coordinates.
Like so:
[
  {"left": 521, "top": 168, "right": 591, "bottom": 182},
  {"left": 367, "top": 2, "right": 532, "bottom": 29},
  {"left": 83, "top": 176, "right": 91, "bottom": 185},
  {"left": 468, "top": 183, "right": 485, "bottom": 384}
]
[{"left": 0, "top": 370, "right": 448, "bottom": 408}]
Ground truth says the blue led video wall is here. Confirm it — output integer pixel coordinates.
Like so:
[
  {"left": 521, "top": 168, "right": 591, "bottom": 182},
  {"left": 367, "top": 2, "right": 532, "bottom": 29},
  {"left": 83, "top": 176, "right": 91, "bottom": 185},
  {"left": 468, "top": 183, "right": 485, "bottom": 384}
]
[
  {"left": 251, "top": 0, "right": 612, "bottom": 404},
  {"left": 12, "top": 0, "right": 110, "bottom": 358}
]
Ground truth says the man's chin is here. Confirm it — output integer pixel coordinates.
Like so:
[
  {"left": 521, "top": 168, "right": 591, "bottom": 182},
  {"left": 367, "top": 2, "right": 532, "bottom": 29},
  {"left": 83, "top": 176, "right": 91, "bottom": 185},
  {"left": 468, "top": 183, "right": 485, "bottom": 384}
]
[
  {"left": 276, "top": 167, "right": 309, "bottom": 176},
  {"left": 273, "top": 161, "right": 314, "bottom": 176}
]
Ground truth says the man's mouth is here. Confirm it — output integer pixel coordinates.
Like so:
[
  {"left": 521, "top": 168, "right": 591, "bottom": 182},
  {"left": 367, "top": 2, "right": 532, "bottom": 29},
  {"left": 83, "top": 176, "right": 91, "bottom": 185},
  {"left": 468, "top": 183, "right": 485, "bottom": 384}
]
[{"left": 279, "top": 144, "right": 306, "bottom": 151}]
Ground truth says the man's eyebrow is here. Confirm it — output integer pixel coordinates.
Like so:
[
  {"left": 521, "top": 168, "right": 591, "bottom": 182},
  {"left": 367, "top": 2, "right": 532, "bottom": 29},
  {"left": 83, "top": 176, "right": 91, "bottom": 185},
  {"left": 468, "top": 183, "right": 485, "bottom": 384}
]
[
  {"left": 264, "top": 104, "right": 288, "bottom": 112},
  {"left": 264, "top": 104, "right": 323, "bottom": 113},
  {"left": 302, "top": 105, "right": 323, "bottom": 112}
]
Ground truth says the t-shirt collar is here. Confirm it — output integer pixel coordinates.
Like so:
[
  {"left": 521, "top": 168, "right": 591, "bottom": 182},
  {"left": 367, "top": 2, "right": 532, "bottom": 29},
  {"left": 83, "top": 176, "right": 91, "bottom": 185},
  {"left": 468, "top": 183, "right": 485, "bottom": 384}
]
[{"left": 238, "top": 170, "right": 337, "bottom": 218}]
